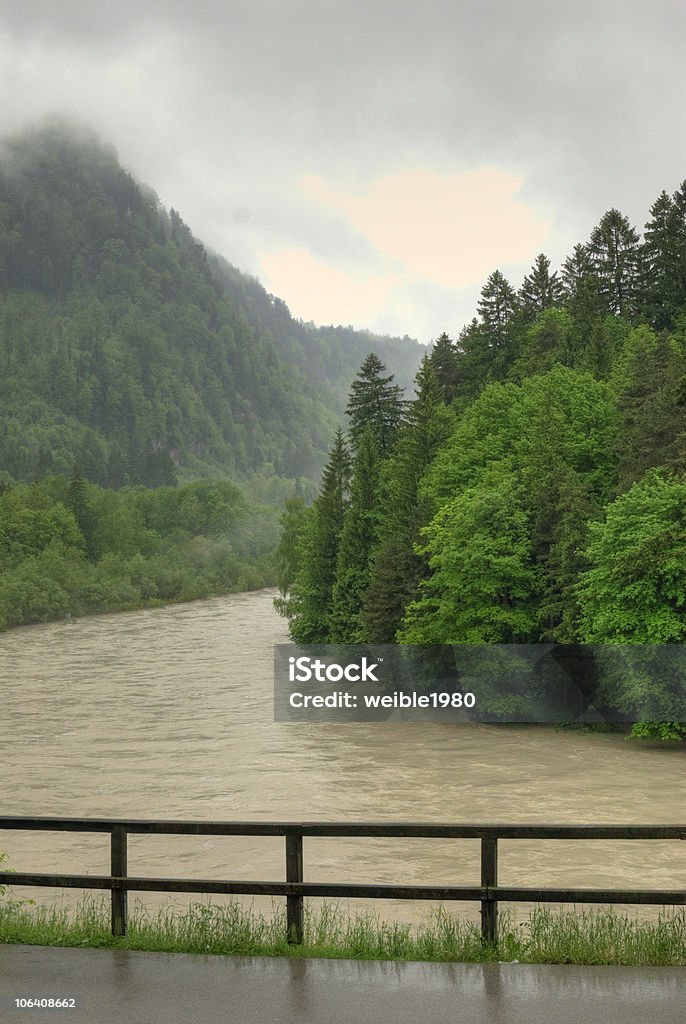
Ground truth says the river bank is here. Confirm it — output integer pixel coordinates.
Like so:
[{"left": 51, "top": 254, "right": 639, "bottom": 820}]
[{"left": 2, "top": 898, "right": 686, "bottom": 966}]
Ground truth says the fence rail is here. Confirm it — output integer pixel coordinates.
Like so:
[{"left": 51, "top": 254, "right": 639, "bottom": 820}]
[{"left": 1, "top": 816, "right": 685, "bottom": 944}]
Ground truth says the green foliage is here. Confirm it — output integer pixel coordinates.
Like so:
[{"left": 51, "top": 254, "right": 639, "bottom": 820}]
[
  {"left": 3, "top": 895, "right": 684, "bottom": 966},
  {"left": 345, "top": 353, "right": 405, "bottom": 456},
  {"left": 274, "top": 173, "right": 686, "bottom": 739},
  {"left": 405, "top": 367, "right": 617, "bottom": 644},
  {"left": 577, "top": 471, "right": 686, "bottom": 643},
  {"left": 587, "top": 208, "right": 641, "bottom": 318},
  {"left": 272, "top": 495, "right": 308, "bottom": 618},
  {"left": 640, "top": 183, "right": 686, "bottom": 330},
  {"left": 427, "top": 332, "right": 461, "bottom": 404},
  {"left": 610, "top": 325, "right": 686, "bottom": 488},
  {"left": 423, "top": 367, "right": 618, "bottom": 511},
  {"left": 329, "top": 428, "right": 382, "bottom": 642},
  {"left": 0, "top": 474, "right": 279, "bottom": 631},
  {"left": 519, "top": 253, "right": 564, "bottom": 321},
  {"left": 400, "top": 464, "right": 540, "bottom": 643},
  {"left": 0, "top": 122, "right": 421, "bottom": 490},
  {"left": 511, "top": 307, "right": 574, "bottom": 378},
  {"left": 287, "top": 430, "right": 351, "bottom": 642},
  {"left": 362, "top": 357, "right": 454, "bottom": 641}
]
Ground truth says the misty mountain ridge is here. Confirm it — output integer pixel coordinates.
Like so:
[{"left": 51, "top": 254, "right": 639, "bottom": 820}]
[{"left": 0, "top": 119, "right": 422, "bottom": 495}]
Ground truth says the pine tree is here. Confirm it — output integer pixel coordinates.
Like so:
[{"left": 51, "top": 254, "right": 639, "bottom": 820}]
[
  {"left": 273, "top": 495, "right": 307, "bottom": 618},
  {"left": 640, "top": 187, "right": 686, "bottom": 329},
  {"left": 477, "top": 270, "right": 519, "bottom": 348},
  {"left": 587, "top": 209, "right": 641, "bottom": 318},
  {"left": 329, "top": 427, "right": 382, "bottom": 642},
  {"left": 561, "top": 244, "right": 596, "bottom": 302},
  {"left": 345, "top": 353, "right": 405, "bottom": 456},
  {"left": 287, "top": 429, "right": 351, "bottom": 642},
  {"left": 452, "top": 318, "right": 489, "bottom": 400},
  {"left": 512, "top": 307, "right": 574, "bottom": 378},
  {"left": 519, "top": 253, "right": 564, "bottom": 320},
  {"left": 66, "top": 465, "right": 96, "bottom": 559},
  {"left": 362, "top": 357, "right": 453, "bottom": 641},
  {"left": 519, "top": 384, "right": 595, "bottom": 641},
  {"left": 427, "top": 332, "right": 460, "bottom": 404},
  {"left": 610, "top": 325, "right": 686, "bottom": 489},
  {"left": 560, "top": 243, "right": 604, "bottom": 366}
]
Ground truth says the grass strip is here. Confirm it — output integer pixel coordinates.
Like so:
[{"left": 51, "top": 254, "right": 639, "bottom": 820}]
[{"left": 1, "top": 896, "right": 685, "bottom": 965}]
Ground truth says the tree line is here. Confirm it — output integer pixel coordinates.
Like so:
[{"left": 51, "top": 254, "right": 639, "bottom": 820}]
[
  {"left": 0, "top": 472, "right": 278, "bottom": 631},
  {"left": 276, "top": 184, "right": 686, "bottom": 741}
]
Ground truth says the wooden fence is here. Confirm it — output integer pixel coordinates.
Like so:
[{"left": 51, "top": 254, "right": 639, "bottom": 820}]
[{"left": 1, "top": 817, "right": 685, "bottom": 944}]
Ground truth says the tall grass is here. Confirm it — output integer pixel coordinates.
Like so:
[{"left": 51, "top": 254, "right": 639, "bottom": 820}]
[{"left": 1, "top": 896, "right": 685, "bottom": 965}]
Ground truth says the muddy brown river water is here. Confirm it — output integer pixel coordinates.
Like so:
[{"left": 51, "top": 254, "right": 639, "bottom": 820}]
[{"left": 1, "top": 589, "right": 684, "bottom": 925}]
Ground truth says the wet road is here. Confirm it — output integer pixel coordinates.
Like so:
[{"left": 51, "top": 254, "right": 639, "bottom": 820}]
[{"left": 1, "top": 945, "right": 685, "bottom": 1024}]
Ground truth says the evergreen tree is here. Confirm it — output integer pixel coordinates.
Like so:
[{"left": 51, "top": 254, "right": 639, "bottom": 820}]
[
  {"left": 454, "top": 272, "right": 520, "bottom": 397},
  {"left": 560, "top": 243, "right": 609, "bottom": 368},
  {"left": 477, "top": 270, "right": 519, "bottom": 355},
  {"left": 519, "top": 253, "right": 564, "bottom": 320},
  {"left": 511, "top": 308, "right": 574, "bottom": 378},
  {"left": 362, "top": 357, "right": 454, "bottom": 641},
  {"left": 561, "top": 244, "right": 596, "bottom": 304},
  {"left": 452, "top": 318, "right": 489, "bottom": 400},
  {"left": 427, "top": 332, "right": 461, "bottom": 404},
  {"left": 519, "top": 383, "right": 596, "bottom": 641},
  {"left": 329, "top": 427, "right": 382, "bottom": 641},
  {"left": 587, "top": 209, "right": 641, "bottom": 318},
  {"left": 640, "top": 188, "right": 686, "bottom": 329},
  {"left": 345, "top": 353, "right": 405, "bottom": 456},
  {"left": 610, "top": 325, "right": 686, "bottom": 489},
  {"left": 66, "top": 466, "right": 96, "bottom": 559},
  {"left": 287, "top": 429, "right": 351, "bottom": 643},
  {"left": 272, "top": 495, "right": 307, "bottom": 618}
]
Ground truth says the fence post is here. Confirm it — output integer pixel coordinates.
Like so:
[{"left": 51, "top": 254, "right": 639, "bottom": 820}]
[
  {"left": 285, "top": 832, "right": 304, "bottom": 944},
  {"left": 480, "top": 836, "right": 498, "bottom": 944},
  {"left": 111, "top": 825, "right": 128, "bottom": 937}
]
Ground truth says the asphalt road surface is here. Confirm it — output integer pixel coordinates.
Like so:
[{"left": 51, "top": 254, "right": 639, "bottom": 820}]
[{"left": 1, "top": 945, "right": 685, "bottom": 1024}]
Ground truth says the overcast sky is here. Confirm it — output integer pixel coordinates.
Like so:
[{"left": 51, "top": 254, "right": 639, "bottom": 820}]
[{"left": 1, "top": 0, "right": 685, "bottom": 343}]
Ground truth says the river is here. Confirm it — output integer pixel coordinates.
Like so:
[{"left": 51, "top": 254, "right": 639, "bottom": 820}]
[{"left": 1, "top": 589, "right": 684, "bottom": 926}]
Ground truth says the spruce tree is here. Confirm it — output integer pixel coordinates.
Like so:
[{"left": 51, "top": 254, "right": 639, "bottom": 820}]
[
  {"left": 587, "top": 208, "right": 641, "bottom": 319},
  {"left": 329, "top": 427, "right": 381, "bottom": 642},
  {"left": 475, "top": 270, "right": 520, "bottom": 379},
  {"left": 519, "top": 253, "right": 564, "bottom": 320},
  {"left": 560, "top": 243, "right": 603, "bottom": 366},
  {"left": 427, "top": 332, "right": 461, "bottom": 404},
  {"left": 519, "top": 384, "right": 595, "bottom": 641},
  {"left": 640, "top": 188, "right": 686, "bottom": 329},
  {"left": 610, "top": 325, "right": 686, "bottom": 489},
  {"left": 345, "top": 352, "right": 405, "bottom": 456},
  {"left": 561, "top": 244, "right": 596, "bottom": 303},
  {"left": 273, "top": 495, "right": 307, "bottom": 618},
  {"left": 477, "top": 270, "right": 519, "bottom": 348},
  {"left": 287, "top": 429, "right": 351, "bottom": 643},
  {"left": 66, "top": 466, "right": 96, "bottom": 559},
  {"left": 362, "top": 357, "right": 453, "bottom": 641}
]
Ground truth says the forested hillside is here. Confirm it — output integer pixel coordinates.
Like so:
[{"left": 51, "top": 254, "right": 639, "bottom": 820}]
[
  {"left": 0, "top": 120, "right": 424, "bottom": 632},
  {"left": 278, "top": 192, "right": 686, "bottom": 739},
  {"left": 0, "top": 121, "right": 421, "bottom": 495}
]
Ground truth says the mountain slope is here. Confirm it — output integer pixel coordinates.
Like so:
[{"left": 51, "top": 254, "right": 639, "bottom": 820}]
[{"left": 0, "top": 121, "right": 422, "bottom": 490}]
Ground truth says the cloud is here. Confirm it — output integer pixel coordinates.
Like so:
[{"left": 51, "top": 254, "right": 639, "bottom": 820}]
[
  {"left": 301, "top": 167, "right": 552, "bottom": 289},
  {"left": 259, "top": 247, "right": 398, "bottom": 327},
  {"left": 1, "top": 0, "right": 685, "bottom": 340}
]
